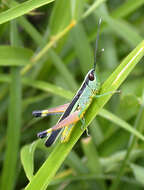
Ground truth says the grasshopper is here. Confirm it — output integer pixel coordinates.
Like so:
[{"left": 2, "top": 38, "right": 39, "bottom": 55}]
[{"left": 32, "top": 19, "right": 112, "bottom": 147}]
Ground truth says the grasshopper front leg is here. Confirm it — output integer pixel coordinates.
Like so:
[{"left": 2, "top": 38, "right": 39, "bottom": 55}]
[{"left": 95, "top": 90, "right": 121, "bottom": 98}]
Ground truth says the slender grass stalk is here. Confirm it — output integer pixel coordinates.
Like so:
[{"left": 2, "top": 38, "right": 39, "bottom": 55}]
[
  {"left": 109, "top": 92, "right": 144, "bottom": 190},
  {"left": 81, "top": 137, "right": 102, "bottom": 174},
  {"left": 82, "top": 0, "right": 107, "bottom": 19},
  {"left": 1, "top": 21, "right": 22, "bottom": 190},
  {"left": 30, "top": 20, "right": 75, "bottom": 63},
  {"left": 21, "top": 20, "right": 76, "bottom": 75},
  {"left": 81, "top": 137, "right": 106, "bottom": 190},
  {"left": 111, "top": 0, "right": 144, "bottom": 19},
  {"left": 65, "top": 151, "right": 88, "bottom": 174},
  {"left": 50, "top": 173, "right": 143, "bottom": 187},
  {"left": 0, "top": 0, "right": 55, "bottom": 25},
  {"left": 48, "top": 49, "right": 78, "bottom": 91}
]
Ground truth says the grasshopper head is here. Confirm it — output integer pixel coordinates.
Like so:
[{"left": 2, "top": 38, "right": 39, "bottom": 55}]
[{"left": 87, "top": 69, "right": 100, "bottom": 92}]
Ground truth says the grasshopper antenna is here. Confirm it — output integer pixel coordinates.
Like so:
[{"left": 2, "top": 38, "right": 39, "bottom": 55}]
[{"left": 94, "top": 18, "right": 102, "bottom": 71}]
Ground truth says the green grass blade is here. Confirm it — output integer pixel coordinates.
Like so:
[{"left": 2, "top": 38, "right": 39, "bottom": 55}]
[
  {"left": 130, "top": 163, "right": 144, "bottom": 186},
  {"left": 89, "top": 120, "right": 104, "bottom": 145},
  {"left": 24, "top": 40, "right": 144, "bottom": 190},
  {"left": 95, "top": 4, "right": 142, "bottom": 47},
  {"left": 49, "top": 0, "right": 71, "bottom": 35},
  {"left": 111, "top": 0, "right": 144, "bottom": 19},
  {"left": 0, "top": 46, "right": 33, "bottom": 66},
  {"left": 0, "top": 74, "right": 74, "bottom": 99},
  {"left": 6, "top": 0, "right": 44, "bottom": 46},
  {"left": 23, "top": 78, "right": 73, "bottom": 100},
  {"left": 0, "top": 0, "right": 54, "bottom": 25},
  {"left": 81, "top": 137, "right": 106, "bottom": 189},
  {"left": 81, "top": 137, "right": 102, "bottom": 174},
  {"left": 109, "top": 93, "right": 144, "bottom": 190},
  {"left": 48, "top": 49, "right": 78, "bottom": 91},
  {"left": 71, "top": 0, "right": 84, "bottom": 20},
  {"left": 71, "top": 23, "right": 93, "bottom": 74},
  {"left": 65, "top": 151, "right": 88, "bottom": 174},
  {"left": 21, "top": 141, "right": 40, "bottom": 181},
  {"left": 18, "top": 17, "right": 43, "bottom": 46},
  {"left": 99, "top": 108, "right": 144, "bottom": 141},
  {"left": 1, "top": 21, "right": 22, "bottom": 190},
  {"left": 82, "top": 0, "right": 106, "bottom": 19},
  {"left": 50, "top": 174, "right": 140, "bottom": 186}
]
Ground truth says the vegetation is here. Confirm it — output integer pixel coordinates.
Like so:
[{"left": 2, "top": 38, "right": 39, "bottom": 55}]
[{"left": 0, "top": 0, "right": 144, "bottom": 190}]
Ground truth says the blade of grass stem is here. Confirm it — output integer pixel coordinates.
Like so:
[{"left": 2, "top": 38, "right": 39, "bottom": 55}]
[
  {"left": 111, "top": 0, "right": 144, "bottom": 19},
  {"left": 109, "top": 92, "right": 144, "bottom": 190},
  {"left": 21, "top": 20, "right": 76, "bottom": 74},
  {"left": 1, "top": 21, "right": 22, "bottom": 190},
  {"left": 0, "top": 0, "right": 54, "bottom": 25}
]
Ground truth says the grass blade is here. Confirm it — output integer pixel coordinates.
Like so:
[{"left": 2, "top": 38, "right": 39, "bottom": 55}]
[
  {"left": 1, "top": 21, "right": 22, "bottom": 190},
  {"left": 0, "top": 0, "right": 54, "bottom": 25},
  {"left": 0, "top": 46, "right": 33, "bottom": 66}
]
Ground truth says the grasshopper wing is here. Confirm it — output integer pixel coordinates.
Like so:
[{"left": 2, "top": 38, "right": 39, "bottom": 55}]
[
  {"left": 51, "top": 110, "right": 80, "bottom": 131},
  {"left": 45, "top": 110, "right": 81, "bottom": 146}
]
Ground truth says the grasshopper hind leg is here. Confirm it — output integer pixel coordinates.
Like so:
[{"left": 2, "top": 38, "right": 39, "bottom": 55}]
[
  {"left": 39, "top": 110, "right": 81, "bottom": 146},
  {"left": 45, "top": 129, "right": 61, "bottom": 147},
  {"left": 37, "top": 130, "right": 48, "bottom": 138}
]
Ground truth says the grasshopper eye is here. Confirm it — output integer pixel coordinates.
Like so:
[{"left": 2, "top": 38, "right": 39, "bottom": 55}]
[{"left": 88, "top": 73, "right": 94, "bottom": 81}]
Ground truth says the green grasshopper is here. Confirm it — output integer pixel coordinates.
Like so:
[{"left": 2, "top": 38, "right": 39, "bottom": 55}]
[{"left": 32, "top": 19, "right": 113, "bottom": 147}]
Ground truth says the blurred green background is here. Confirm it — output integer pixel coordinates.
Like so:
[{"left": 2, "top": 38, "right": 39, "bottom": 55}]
[{"left": 0, "top": 0, "right": 144, "bottom": 189}]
